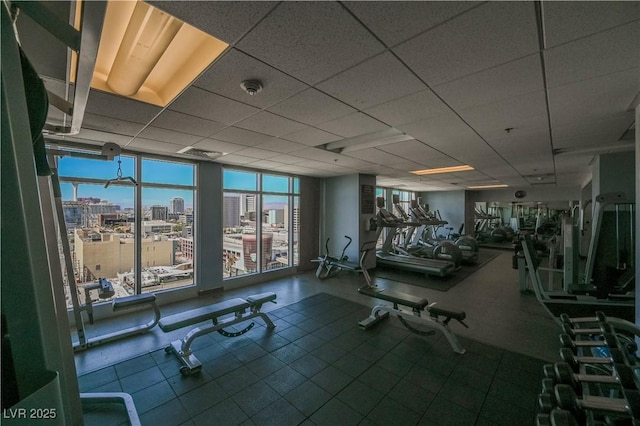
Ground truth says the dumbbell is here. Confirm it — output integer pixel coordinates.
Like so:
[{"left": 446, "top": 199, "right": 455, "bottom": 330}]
[
  {"left": 554, "top": 362, "right": 639, "bottom": 391},
  {"left": 559, "top": 347, "right": 629, "bottom": 372},
  {"left": 560, "top": 312, "right": 608, "bottom": 329},
  {"left": 539, "top": 392, "right": 556, "bottom": 413},
  {"left": 536, "top": 409, "right": 583, "bottom": 426},
  {"left": 554, "top": 384, "right": 640, "bottom": 422},
  {"left": 559, "top": 332, "right": 620, "bottom": 354}
]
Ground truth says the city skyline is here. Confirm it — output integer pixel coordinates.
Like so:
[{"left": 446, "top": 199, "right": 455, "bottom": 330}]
[{"left": 58, "top": 156, "right": 298, "bottom": 209}]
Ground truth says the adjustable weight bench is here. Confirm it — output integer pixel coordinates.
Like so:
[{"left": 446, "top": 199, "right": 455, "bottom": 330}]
[
  {"left": 358, "top": 286, "right": 468, "bottom": 354},
  {"left": 74, "top": 293, "right": 161, "bottom": 351},
  {"left": 160, "top": 292, "right": 277, "bottom": 375}
]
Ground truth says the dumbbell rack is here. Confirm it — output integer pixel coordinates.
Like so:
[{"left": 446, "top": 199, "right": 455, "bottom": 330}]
[{"left": 536, "top": 311, "right": 640, "bottom": 426}]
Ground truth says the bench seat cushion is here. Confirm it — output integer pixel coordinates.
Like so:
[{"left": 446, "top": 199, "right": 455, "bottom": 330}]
[
  {"left": 246, "top": 292, "right": 277, "bottom": 305},
  {"left": 159, "top": 298, "right": 250, "bottom": 332},
  {"left": 359, "top": 287, "right": 428, "bottom": 310},
  {"left": 428, "top": 304, "right": 466, "bottom": 321},
  {"left": 112, "top": 293, "right": 156, "bottom": 311}
]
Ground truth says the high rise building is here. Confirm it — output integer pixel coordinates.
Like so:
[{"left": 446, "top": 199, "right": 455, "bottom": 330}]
[
  {"left": 223, "top": 195, "right": 240, "bottom": 228},
  {"left": 151, "top": 205, "right": 168, "bottom": 221},
  {"left": 170, "top": 197, "right": 185, "bottom": 214},
  {"left": 240, "top": 194, "right": 255, "bottom": 218}
]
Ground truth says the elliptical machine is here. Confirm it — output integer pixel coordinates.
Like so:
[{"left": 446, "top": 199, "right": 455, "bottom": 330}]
[{"left": 392, "top": 196, "right": 463, "bottom": 269}]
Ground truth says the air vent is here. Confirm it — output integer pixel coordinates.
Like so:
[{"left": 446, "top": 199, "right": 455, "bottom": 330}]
[{"left": 177, "top": 146, "right": 224, "bottom": 160}]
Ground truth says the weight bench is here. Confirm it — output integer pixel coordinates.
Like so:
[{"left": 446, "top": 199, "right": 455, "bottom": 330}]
[
  {"left": 160, "top": 292, "right": 277, "bottom": 375},
  {"left": 358, "top": 286, "right": 468, "bottom": 354},
  {"left": 74, "top": 293, "right": 160, "bottom": 351}
]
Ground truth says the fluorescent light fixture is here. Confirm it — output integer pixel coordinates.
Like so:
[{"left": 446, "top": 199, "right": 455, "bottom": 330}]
[
  {"left": 91, "top": 0, "right": 228, "bottom": 106},
  {"left": 410, "top": 165, "right": 474, "bottom": 175},
  {"left": 325, "top": 128, "right": 413, "bottom": 153},
  {"left": 467, "top": 184, "right": 509, "bottom": 189}
]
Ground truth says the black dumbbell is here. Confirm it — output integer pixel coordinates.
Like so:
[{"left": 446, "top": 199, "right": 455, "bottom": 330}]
[
  {"left": 559, "top": 333, "right": 620, "bottom": 353},
  {"left": 549, "top": 408, "right": 580, "bottom": 426},
  {"left": 560, "top": 311, "right": 608, "bottom": 329},
  {"left": 558, "top": 360, "right": 639, "bottom": 391},
  {"left": 539, "top": 392, "right": 556, "bottom": 413},
  {"left": 555, "top": 384, "right": 640, "bottom": 421},
  {"left": 559, "top": 347, "right": 628, "bottom": 372}
]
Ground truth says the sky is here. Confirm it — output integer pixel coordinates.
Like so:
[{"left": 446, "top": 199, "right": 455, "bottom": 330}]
[{"left": 58, "top": 157, "right": 298, "bottom": 210}]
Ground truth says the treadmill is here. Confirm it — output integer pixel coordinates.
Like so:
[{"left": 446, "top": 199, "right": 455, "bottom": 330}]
[{"left": 375, "top": 197, "right": 456, "bottom": 278}]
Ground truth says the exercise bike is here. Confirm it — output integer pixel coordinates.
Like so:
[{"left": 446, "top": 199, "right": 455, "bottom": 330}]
[{"left": 313, "top": 236, "right": 360, "bottom": 279}]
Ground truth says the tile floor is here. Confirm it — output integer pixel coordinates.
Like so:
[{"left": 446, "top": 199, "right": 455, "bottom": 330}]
[{"left": 76, "top": 250, "right": 562, "bottom": 425}]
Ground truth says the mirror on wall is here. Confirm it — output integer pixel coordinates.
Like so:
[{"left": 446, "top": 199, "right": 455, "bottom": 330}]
[{"left": 474, "top": 201, "right": 577, "bottom": 246}]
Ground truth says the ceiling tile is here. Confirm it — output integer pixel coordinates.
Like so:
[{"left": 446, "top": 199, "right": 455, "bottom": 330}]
[
  {"left": 193, "top": 49, "right": 309, "bottom": 109},
  {"left": 364, "top": 89, "right": 451, "bottom": 127},
  {"left": 85, "top": 90, "right": 161, "bottom": 124},
  {"left": 434, "top": 54, "right": 544, "bottom": 111},
  {"left": 344, "top": 1, "right": 482, "bottom": 47},
  {"left": 148, "top": 1, "right": 279, "bottom": 44},
  {"left": 267, "top": 88, "right": 356, "bottom": 125},
  {"left": 315, "top": 112, "right": 389, "bottom": 138},
  {"left": 393, "top": 1, "right": 539, "bottom": 86},
  {"left": 398, "top": 114, "right": 481, "bottom": 152},
  {"left": 236, "top": 2, "right": 385, "bottom": 84},
  {"left": 216, "top": 154, "right": 259, "bottom": 165},
  {"left": 265, "top": 154, "right": 305, "bottom": 165},
  {"left": 375, "top": 140, "right": 446, "bottom": 162},
  {"left": 137, "top": 126, "right": 203, "bottom": 147},
  {"left": 316, "top": 52, "right": 426, "bottom": 109},
  {"left": 280, "top": 127, "right": 343, "bottom": 146},
  {"left": 211, "top": 126, "right": 274, "bottom": 147},
  {"left": 542, "top": 1, "right": 640, "bottom": 48},
  {"left": 545, "top": 22, "right": 640, "bottom": 88},
  {"left": 248, "top": 159, "right": 287, "bottom": 170},
  {"left": 458, "top": 91, "right": 549, "bottom": 140},
  {"left": 294, "top": 147, "right": 344, "bottom": 163},
  {"left": 253, "top": 139, "right": 308, "bottom": 154},
  {"left": 169, "top": 87, "right": 259, "bottom": 125},
  {"left": 232, "top": 147, "right": 281, "bottom": 160},
  {"left": 342, "top": 148, "right": 396, "bottom": 164},
  {"left": 234, "top": 111, "right": 307, "bottom": 137},
  {"left": 82, "top": 113, "right": 146, "bottom": 136},
  {"left": 151, "top": 110, "right": 227, "bottom": 137},
  {"left": 127, "top": 138, "right": 185, "bottom": 155},
  {"left": 192, "top": 138, "right": 245, "bottom": 154},
  {"left": 65, "top": 129, "right": 133, "bottom": 146},
  {"left": 547, "top": 68, "right": 639, "bottom": 127},
  {"left": 553, "top": 114, "right": 634, "bottom": 142},
  {"left": 488, "top": 131, "right": 551, "bottom": 156}
]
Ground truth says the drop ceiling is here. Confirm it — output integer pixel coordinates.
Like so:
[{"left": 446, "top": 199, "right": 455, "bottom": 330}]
[{"left": 16, "top": 1, "right": 640, "bottom": 192}]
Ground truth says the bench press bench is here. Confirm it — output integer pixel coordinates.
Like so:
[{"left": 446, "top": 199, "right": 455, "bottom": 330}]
[
  {"left": 160, "top": 292, "right": 277, "bottom": 375},
  {"left": 358, "top": 286, "right": 468, "bottom": 354}
]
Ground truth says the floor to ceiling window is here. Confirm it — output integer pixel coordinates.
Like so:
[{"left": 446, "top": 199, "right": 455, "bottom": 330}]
[
  {"left": 223, "top": 169, "right": 299, "bottom": 279},
  {"left": 56, "top": 150, "right": 196, "bottom": 307}
]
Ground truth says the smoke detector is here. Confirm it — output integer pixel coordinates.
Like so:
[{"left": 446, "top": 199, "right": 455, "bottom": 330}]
[{"left": 240, "top": 80, "right": 263, "bottom": 96}]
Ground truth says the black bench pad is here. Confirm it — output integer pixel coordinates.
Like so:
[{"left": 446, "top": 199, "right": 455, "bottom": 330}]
[
  {"left": 359, "top": 287, "right": 428, "bottom": 310},
  {"left": 429, "top": 304, "right": 466, "bottom": 321},
  {"left": 159, "top": 298, "right": 250, "bottom": 332},
  {"left": 246, "top": 292, "right": 276, "bottom": 305},
  {"left": 112, "top": 293, "right": 157, "bottom": 311}
]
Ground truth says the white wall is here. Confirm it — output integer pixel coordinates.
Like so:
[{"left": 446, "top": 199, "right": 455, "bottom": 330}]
[
  {"left": 322, "top": 175, "right": 360, "bottom": 261},
  {"left": 419, "top": 190, "right": 466, "bottom": 235}
]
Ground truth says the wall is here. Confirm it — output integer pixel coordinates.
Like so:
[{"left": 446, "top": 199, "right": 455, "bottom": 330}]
[
  {"left": 298, "top": 176, "right": 321, "bottom": 272},
  {"left": 322, "top": 175, "right": 360, "bottom": 262},
  {"left": 419, "top": 190, "right": 466, "bottom": 236},
  {"left": 591, "top": 151, "right": 636, "bottom": 202},
  {"left": 321, "top": 174, "right": 377, "bottom": 268}
]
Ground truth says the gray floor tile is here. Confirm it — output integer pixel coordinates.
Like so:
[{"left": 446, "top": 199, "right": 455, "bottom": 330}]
[{"left": 284, "top": 380, "right": 332, "bottom": 417}]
